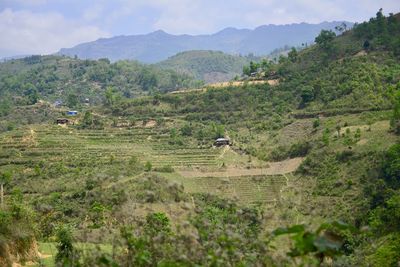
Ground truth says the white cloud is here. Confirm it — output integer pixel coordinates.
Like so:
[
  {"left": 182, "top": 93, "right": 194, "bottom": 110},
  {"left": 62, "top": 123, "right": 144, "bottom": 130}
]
[
  {"left": 83, "top": 4, "right": 104, "bottom": 21},
  {"left": 14, "top": 0, "right": 48, "bottom": 5},
  {"left": 151, "top": 0, "right": 217, "bottom": 34},
  {"left": 0, "top": 8, "right": 109, "bottom": 56}
]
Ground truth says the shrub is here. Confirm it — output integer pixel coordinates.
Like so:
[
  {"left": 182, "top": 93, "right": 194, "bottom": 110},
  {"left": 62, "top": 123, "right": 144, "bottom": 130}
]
[
  {"left": 336, "top": 150, "right": 355, "bottom": 162},
  {"left": 288, "top": 141, "right": 312, "bottom": 158},
  {"left": 180, "top": 123, "right": 193, "bottom": 136},
  {"left": 144, "top": 161, "right": 152, "bottom": 172},
  {"left": 269, "top": 146, "right": 289, "bottom": 161},
  {"left": 55, "top": 225, "right": 78, "bottom": 266},
  {"left": 313, "top": 118, "right": 320, "bottom": 128}
]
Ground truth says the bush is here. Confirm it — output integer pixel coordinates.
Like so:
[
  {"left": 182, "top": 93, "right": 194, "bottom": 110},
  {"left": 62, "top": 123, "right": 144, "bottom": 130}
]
[
  {"left": 335, "top": 150, "right": 355, "bottom": 162},
  {"left": 180, "top": 123, "right": 193, "bottom": 136},
  {"left": 55, "top": 225, "right": 78, "bottom": 266},
  {"left": 144, "top": 161, "right": 152, "bottom": 172},
  {"left": 269, "top": 146, "right": 289, "bottom": 161},
  {"left": 288, "top": 141, "right": 312, "bottom": 158}
]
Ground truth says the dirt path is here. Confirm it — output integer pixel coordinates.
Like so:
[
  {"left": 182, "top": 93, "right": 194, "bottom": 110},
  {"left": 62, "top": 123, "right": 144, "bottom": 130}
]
[
  {"left": 178, "top": 157, "right": 304, "bottom": 178},
  {"left": 170, "top": 79, "right": 279, "bottom": 94},
  {"left": 208, "top": 79, "right": 279, "bottom": 88}
]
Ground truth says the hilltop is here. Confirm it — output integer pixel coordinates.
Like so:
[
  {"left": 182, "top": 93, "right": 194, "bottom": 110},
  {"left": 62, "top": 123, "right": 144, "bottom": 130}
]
[
  {"left": 58, "top": 21, "right": 351, "bottom": 63},
  {"left": 0, "top": 55, "right": 201, "bottom": 111},
  {"left": 156, "top": 50, "right": 257, "bottom": 83}
]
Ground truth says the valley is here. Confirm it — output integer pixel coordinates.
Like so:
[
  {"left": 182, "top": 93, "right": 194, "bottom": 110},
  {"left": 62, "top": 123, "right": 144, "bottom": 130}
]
[{"left": 0, "top": 10, "right": 399, "bottom": 267}]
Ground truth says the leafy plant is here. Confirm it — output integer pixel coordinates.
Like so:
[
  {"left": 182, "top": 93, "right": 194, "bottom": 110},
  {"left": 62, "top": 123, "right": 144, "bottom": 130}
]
[{"left": 272, "top": 221, "right": 356, "bottom": 263}]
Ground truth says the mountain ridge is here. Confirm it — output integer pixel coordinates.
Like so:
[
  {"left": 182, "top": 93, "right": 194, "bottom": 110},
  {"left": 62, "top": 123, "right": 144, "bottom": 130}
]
[{"left": 58, "top": 21, "right": 353, "bottom": 63}]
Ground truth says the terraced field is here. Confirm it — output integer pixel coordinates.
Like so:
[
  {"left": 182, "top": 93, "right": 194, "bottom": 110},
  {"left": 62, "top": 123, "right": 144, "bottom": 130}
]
[
  {"left": 0, "top": 125, "right": 220, "bottom": 169},
  {"left": 0, "top": 124, "right": 295, "bottom": 205},
  {"left": 171, "top": 175, "right": 287, "bottom": 204}
]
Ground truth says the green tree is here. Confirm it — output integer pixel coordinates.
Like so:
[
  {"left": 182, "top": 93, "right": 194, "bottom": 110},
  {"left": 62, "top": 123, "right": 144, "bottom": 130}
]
[
  {"left": 24, "top": 85, "right": 39, "bottom": 105},
  {"left": 300, "top": 85, "right": 315, "bottom": 105},
  {"left": 0, "top": 171, "right": 12, "bottom": 207},
  {"left": 243, "top": 65, "right": 251, "bottom": 76},
  {"left": 315, "top": 30, "right": 336, "bottom": 50},
  {"left": 105, "top": 87, "right": 115, "bottom": 106},
  {"left": 55, "top": 225, "right": 77, "bottom": 266},
  {"left": 211, "top": 123, "right": 225, "bottom": 139},
  {"left": 0, "top": 98, "right": 12, "bottom": 116},
  {"left": 288, "top": 47, "right": 298, "bottom": 62},
  {"left": 390, "top": 91, "right": 400, "bottom": 134},
  {"left": 249, "top": 61, "right": 259, "bottom": 74},
  {"left": 66, "top": 93, "right": 79, "bottom": 108},
  {"left": 82, "top": 111, "right": 94, "bottom": 128}
]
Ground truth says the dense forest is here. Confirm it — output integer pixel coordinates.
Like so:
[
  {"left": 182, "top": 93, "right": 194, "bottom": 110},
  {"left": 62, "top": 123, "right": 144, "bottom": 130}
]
[{"left": 0, "top": 10, "right": 399, "bottom": 267}]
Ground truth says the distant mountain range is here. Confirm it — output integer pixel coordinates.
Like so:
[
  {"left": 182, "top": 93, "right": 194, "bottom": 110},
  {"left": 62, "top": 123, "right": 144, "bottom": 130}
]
[{"left": 58, "top": 21, "right": 352, "bottom": 63}]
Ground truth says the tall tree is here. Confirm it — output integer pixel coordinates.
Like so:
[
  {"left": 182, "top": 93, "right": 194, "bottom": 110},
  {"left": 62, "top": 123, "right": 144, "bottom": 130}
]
[{"left": 315, "top": 30, "right": 336, "bottom": 50}]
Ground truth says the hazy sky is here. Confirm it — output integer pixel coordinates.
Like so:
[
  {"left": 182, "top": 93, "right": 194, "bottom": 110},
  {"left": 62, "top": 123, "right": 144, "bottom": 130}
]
[{"left": 0, "top": 0, "right": 399, "bottom": 57}]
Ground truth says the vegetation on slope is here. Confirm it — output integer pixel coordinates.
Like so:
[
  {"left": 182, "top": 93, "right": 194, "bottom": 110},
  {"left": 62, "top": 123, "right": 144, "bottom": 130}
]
[
  {"left": 0, "top": 55, "right": 200, "bottom": 109},
  {"left": 0, "top": 10, "right": 399, "bottom": 266},
  {"left": 156, "top": 50, "right": 257, "bottom": 83}
]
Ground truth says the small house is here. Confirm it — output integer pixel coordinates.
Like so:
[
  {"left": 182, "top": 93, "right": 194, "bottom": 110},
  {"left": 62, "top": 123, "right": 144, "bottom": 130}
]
[
  {"left": 54, "top": 100, "right": 63, "bottom": 108},
  {"left": 56, "top": 118, "right": 69, "bottom": 124},
  {"left": 67, "top": 110, "right": 78, "bottom": 116},
  {"left": 214, "top": 138, "right": 230, "bottom": 147}
]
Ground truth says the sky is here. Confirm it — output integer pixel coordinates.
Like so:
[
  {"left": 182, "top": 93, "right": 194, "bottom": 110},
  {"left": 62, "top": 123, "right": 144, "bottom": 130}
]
[{"left": 0, "top": 0, "right": 399, "bottom": 58}]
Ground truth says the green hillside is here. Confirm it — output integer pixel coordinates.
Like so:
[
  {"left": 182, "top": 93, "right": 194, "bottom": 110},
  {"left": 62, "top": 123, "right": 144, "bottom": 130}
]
[
  {"left": 156, "top": 50, "right": 257, "bottom": 83},
  {"left": 0, "top": 10, "right": 399, "bottom": 266},
  {"left": 0, "top": 55, "right": 200, "bottom": 108}
]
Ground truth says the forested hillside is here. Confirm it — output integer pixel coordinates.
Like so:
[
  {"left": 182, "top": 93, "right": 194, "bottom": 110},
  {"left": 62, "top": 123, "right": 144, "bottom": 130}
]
[
  {"left": 156, "top": 50, "right": 256, "bottom": 83},
  {"left": 0, "top": 55, "right": 200, "bottom": 109},
  {"left": 0, "top": 10, "right": 399, "bottom": 267}
]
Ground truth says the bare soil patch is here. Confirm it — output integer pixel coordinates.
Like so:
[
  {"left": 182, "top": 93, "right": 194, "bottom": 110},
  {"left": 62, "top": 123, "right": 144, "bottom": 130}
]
[
  {"left": 357, "top": 139, "right": 368, "bottom": 145},
  {"left": 145, "top": 120, "right": 157, "bottom": 128}
]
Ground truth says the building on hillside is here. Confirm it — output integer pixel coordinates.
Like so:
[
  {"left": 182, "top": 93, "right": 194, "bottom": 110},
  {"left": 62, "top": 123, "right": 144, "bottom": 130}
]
[
  {"left": 250, "top": 72, "right": 258, "bottom": 77},
  {"left": 214, "top": 138, "right": 231, "bottom": 147},
  {"left": 56, "top": 118, "right": 69, "bottom": 124},
  {"left": 54, "top": 100, "right": 63, "bottom": 108},
  {"left": 67, "top": 110, "right": 78, "bottom": 116}
]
